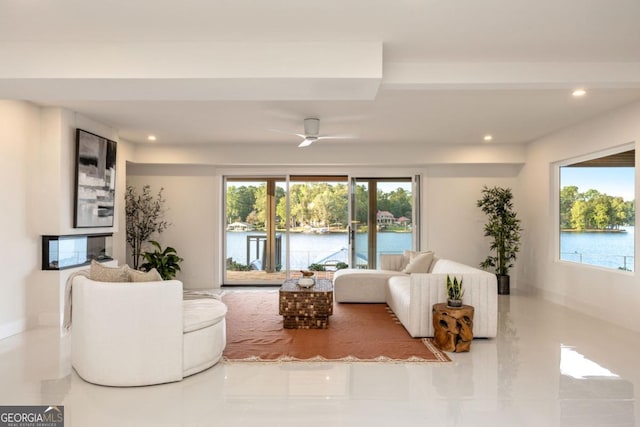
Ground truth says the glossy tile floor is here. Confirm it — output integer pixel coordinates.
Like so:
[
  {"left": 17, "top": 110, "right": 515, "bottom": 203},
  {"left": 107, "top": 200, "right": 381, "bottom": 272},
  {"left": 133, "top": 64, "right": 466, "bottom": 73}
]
[{"left": 1, "top": 289, "right": 638, "bottom": 427}]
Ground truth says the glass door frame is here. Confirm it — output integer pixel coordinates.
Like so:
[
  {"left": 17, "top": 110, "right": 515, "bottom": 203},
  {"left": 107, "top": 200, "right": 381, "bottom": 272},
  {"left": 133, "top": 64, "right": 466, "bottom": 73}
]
[
  {"left": 348, "top": 176, "right": 421, "bottom": 269},
  {"left": 223, "top": 174, "right": 349, "bottom": 285},
  {"left": 223, "top": 176, "right": 285, "bottom": 285}
]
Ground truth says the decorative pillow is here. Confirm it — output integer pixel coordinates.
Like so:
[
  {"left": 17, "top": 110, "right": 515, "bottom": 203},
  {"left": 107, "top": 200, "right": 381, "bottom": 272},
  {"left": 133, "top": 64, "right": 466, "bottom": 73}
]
[
  {"left": 402, "top": 250, "right": 434, "bottom": 271},
  {"left": 89, "top": 259, "right": 130, "bottom": 282},
  {"left": 402, "top": 251, "right": 434, "bottom": 274},
  {"left": 428, "top": 256, "right": 440, "bottom": 273},
  {"left": 129, "top": 268, "right": 163, "bottom": 282}
]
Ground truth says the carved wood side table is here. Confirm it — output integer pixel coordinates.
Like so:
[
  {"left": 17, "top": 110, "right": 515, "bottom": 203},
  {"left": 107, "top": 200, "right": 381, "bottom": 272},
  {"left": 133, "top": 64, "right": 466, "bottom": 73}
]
[{"left": 432, "top": 303, "right": 474, "bottom": 352}]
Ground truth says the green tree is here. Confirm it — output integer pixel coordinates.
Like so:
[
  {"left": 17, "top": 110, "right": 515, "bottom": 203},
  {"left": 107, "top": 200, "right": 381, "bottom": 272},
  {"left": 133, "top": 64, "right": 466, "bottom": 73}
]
[
  {"left": 625, "top": 200, "right": 635, "bottom": 224},
  {"left": 560, "top": 186, "right": 580, "bottom": 229},
  {"left": 252, "top": 184, "right": 268, "bottom": 228},
  {"left": 226, "top": 185, "right": 256, "bottom": 223},
  {"left": 289, "top": 183, "right": 313, "bottom": 228},
  {"left": 592, "top": 198, "right": 610, "bottom": 229},
  {"left": 610, "top": 197, "right": 627, "bottom": 229},
  {"left": 570, "top": 200, "right": 588, "bottom": 230},
  {"left": 276, "top": 193, "right": 288, "bottom": 228},
  {"left": 388, "top": 187, "right": 412, "bottom": 220},
  {"left": 377, "top": 188, "right": 391, "bottom": 214},
  {"left": 330, "top": 183, "right": 349, "bottom": 226},
  {"left": 354, "top": 184, "right": 369, "bottom": 226}
]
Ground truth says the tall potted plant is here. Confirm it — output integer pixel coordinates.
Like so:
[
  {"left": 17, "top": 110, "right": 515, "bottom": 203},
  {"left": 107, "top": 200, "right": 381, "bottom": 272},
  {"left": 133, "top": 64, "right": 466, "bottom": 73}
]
[
  {"left": 476, "top": 185, "right": 522, "bottom": 295},
  {"left": 125, "top": 185, "right": 170, "bottom": 269}
]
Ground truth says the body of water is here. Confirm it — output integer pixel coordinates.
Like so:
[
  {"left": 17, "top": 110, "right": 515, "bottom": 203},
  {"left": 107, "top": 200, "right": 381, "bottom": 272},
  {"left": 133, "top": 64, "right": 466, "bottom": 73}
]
[
  {"left": 228, "top": 227, "right": 635, "bottom": 272},
  {"left": 226, "top": 231, "right": 412, "bottom": 270},
  {"left": 560, "top": 226, "right": 635, "bottom": 271}
]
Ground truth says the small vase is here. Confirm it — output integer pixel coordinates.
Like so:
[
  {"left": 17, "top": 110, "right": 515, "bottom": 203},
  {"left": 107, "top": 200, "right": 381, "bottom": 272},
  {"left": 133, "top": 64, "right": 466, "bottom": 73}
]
[{"left": 447, "top": 299, "right": 462, "bottom": 308}]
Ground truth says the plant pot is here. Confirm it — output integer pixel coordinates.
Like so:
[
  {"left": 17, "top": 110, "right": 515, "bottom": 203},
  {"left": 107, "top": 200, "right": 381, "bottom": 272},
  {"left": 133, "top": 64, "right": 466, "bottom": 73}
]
[
  {"left": 497, "top": 274, "right": 510, "bottom": 295},
  {"left": 447, "top": 299, "right": 463, "bottom": 308}
]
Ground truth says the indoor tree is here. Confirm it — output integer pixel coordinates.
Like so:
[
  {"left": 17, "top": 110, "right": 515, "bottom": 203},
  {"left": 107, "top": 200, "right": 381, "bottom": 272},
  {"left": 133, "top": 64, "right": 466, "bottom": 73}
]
[
  {"left": 125, "top": 185, "right": 170, "bottom": 269},
  {"left": 476, "top": 185, "right": 522, "bottom": 294}
]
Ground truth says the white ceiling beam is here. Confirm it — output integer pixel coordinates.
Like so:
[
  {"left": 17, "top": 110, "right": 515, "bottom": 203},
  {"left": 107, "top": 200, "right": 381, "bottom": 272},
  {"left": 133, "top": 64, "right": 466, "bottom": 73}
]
[
  {"left": 0, "top": 42, "right": 383, "bottom": 100},
  {"left": 383, "top": 62, "right": 640, "bottom": 90}
]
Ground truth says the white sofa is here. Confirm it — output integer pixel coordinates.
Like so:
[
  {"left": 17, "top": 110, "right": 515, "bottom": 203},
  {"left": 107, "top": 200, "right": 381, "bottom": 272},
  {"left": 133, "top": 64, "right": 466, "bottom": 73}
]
[
  {"left": 71, "top": 276, "right": 227, "bottom": 386},
  {"left": 333, "top": 255, "right": 498, "bottom": 338}
]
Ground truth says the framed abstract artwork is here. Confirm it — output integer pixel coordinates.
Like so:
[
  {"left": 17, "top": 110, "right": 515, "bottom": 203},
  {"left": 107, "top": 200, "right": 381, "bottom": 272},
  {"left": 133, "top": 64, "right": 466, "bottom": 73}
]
[{"left": 74, "top": 129, "right": 117, "bottom": 228}]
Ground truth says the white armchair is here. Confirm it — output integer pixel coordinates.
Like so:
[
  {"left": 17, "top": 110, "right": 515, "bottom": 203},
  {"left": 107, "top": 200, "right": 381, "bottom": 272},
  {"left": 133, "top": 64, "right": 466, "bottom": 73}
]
[{"left": 71, "top": 276, "right": 226, "bottom": 386}]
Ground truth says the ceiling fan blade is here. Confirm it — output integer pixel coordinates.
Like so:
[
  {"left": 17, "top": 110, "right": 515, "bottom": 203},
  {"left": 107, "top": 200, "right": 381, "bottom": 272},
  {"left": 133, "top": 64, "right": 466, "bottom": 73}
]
[{"left": 298, "top": 138, "right": 314, "bottom": 148}]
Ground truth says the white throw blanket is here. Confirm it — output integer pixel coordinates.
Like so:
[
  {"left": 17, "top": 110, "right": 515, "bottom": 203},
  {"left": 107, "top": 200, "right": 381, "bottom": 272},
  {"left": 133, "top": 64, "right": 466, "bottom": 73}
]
[{"left": 62, "top": 269, "right": 90, "bottom": 334}]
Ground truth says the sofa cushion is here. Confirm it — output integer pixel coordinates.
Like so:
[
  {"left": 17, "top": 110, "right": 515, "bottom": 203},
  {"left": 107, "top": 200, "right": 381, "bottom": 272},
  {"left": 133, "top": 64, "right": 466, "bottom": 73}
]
[
  {"left": 89, "top": 260, "right": 129, "bottom": 282},
  {"left": 430, "top": 258, "right": 483, "bottom": 275},
  {"left": 183, "top": 299, "right": 228, "bottom": 333},
  {"left": 402, "top": 251, "right": 434, "bottom": 273},
  {"left": 402, "top": 250, "right": 430, "bottom": 270},
  {"left": 129, "top": 268, "right": 163, "bottom": 282},
  {"left": 386, "top": 275, "right": 411, "bottom": 328},
  {"left": 334, "top": 268, "right": 404, "bottom": 303}
]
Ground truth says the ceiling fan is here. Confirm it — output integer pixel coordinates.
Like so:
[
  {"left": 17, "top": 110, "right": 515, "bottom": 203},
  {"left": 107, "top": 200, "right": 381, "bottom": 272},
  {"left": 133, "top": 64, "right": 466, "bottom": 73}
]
[{"left": 276, "top": 118, "right": 353, "bottom": 148}]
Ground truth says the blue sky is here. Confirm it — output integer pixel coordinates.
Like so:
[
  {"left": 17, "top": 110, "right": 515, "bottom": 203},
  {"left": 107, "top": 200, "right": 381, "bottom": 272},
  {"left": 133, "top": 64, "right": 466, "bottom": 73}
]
[{"left": 560, "top": 167, "right": 635, "bottom": 201}]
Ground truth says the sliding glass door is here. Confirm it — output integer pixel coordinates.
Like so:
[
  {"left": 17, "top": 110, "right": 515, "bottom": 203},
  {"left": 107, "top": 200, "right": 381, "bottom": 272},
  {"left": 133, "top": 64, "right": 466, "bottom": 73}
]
[
  {"left": 225, "top": 178, "right": 285, "bottom": 285},
  {"left": 224, "top": 176, "right": 348, "bottom": 285},
  {"left": 287, "top": 176, "right": 349, "bottom": 274},
  {"left": 349, "top": 178, "right": 416, "bottom": 269}
]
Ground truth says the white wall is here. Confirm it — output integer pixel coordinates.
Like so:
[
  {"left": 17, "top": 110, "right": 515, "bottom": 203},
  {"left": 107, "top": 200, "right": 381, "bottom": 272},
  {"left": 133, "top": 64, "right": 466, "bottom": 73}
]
[
  {"left": 0, "top": 101, "right": 41, "bottom": 338},
  {"left": 126, "top": 164, "right": 219, "bottom": 289},
  {"left": 0, "top": 101, "right": 130, "bottom": 339},
  {"left": 519, "top": 100, "right": 640, "bottom": 331},
  {"left": 125, "top": 153, "right": 523, "bottom": 289},
  {"left": 424, "top": 165, "right": 522, "bottom": 269}
]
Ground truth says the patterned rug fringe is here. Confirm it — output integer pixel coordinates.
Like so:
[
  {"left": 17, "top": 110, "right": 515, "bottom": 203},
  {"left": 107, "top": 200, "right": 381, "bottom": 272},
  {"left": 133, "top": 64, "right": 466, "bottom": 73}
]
[{"left": 222, "top": 339, "right": 450, "bottom": 363}]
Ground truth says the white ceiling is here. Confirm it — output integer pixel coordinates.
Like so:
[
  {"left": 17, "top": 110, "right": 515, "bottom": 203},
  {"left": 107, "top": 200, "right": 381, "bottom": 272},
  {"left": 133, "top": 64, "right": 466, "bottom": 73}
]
[{"left": 2, "top": 0, "right": 640, "bottom": 147}]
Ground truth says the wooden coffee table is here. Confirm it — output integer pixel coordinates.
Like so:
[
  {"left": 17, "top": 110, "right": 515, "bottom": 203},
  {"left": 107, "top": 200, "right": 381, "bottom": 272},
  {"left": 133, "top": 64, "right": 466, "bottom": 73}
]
[{"left": 279, "top": 278, "right": 333, "bottom": 329}]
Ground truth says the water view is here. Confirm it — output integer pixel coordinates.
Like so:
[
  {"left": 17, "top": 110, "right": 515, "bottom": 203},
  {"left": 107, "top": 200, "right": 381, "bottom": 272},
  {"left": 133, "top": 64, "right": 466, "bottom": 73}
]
[
  {"left": 229, "top": 228, "right": 635, "bottom": 272},
  {"left": 226, "top": 231, "right": 412, "bottom": 270},
  {"left": 560, "top": 226, "right": 635, "bottom": 271}
]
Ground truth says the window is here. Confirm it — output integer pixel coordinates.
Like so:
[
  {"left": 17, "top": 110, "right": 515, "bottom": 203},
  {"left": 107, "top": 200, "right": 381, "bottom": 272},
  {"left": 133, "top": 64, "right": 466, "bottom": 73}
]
[
  {"left": 223, "top": 175, "right": 419, "bottom": 284},
  {"left": 559, "top": 148, "right": 635, "bottom": 271}
]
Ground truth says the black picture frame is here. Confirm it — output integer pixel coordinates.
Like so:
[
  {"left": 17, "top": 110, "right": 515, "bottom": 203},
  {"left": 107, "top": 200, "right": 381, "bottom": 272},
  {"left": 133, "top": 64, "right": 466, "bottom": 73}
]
[{"left": 74, "top": 129, "right": 117, "bottom": 228}]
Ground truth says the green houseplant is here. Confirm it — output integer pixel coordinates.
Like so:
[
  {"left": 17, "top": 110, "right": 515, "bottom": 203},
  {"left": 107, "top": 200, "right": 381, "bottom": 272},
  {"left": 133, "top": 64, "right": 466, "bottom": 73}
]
[
  {"left": 476, "top": 185, "right": 522, "bottom": 295},
  {"left": 446, "top": 274, "right": 464, "bottom": 307},
  {"left": 140, "top": 240, "right": 184, "bottom": 280}
]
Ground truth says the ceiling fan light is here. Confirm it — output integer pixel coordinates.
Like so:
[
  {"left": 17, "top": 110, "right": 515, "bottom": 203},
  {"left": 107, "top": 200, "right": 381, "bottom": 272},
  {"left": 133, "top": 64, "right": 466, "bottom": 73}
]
[{"left": 303, "top": 118, "right": 320, "bottom": 136}]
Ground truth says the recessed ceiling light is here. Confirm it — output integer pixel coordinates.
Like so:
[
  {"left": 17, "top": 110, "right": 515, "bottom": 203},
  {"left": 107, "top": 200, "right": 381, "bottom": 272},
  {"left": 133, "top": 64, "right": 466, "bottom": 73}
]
[
  {"left": 572, "top": 89, "right": 587, "bottom": 97},
  {"left": 147, "top": 135, "right": 157, "bottom": 141},
  {"left": 483, "top": 135, "right": 493, "bottom": 142}
]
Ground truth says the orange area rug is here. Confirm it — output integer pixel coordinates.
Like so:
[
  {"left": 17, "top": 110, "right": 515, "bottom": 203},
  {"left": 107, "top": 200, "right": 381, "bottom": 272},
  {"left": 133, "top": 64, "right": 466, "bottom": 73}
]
[{"left": 222, "top": 291, "right": 450, "bottom": 363}]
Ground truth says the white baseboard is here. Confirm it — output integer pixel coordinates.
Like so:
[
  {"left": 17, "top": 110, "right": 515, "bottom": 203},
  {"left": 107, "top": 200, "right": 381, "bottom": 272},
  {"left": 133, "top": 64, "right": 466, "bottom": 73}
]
[{"left": 0, "top": 318, "right": 27, "bottom": 340}]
